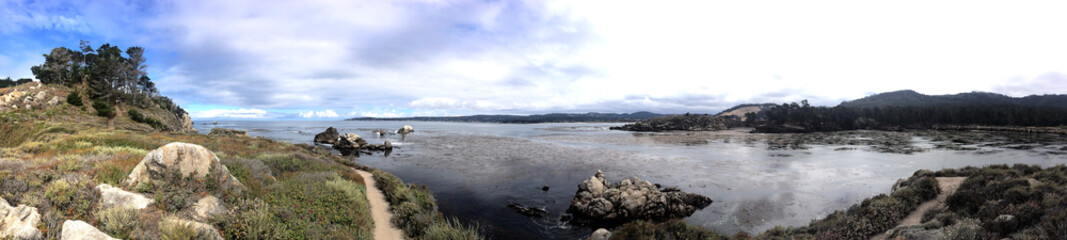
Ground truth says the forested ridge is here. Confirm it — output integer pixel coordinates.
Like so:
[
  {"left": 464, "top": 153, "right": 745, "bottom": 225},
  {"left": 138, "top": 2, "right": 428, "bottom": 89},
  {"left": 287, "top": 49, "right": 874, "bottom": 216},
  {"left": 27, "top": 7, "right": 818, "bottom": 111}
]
[{"left": 748, "top": 91, "right": 1067, "bottom": 133}]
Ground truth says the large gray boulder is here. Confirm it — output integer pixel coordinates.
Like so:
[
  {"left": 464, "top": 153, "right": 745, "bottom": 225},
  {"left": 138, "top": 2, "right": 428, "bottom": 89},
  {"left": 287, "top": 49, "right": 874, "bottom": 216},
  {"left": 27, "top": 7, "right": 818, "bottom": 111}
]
[
  {"left": 60, "top": 220, "right": 117, "bottom": 240},
  {"left": 565, "top": 170, "right": 712, "bottom": 225},
  {"left": 314, "top": 127, "right": 340, "bottom": 144},
  {"left": 0, "top": 198, "right": 42, "bottom": 240},
  {"left": 124, "top": 142, "right": 243, "bottom": 193}
]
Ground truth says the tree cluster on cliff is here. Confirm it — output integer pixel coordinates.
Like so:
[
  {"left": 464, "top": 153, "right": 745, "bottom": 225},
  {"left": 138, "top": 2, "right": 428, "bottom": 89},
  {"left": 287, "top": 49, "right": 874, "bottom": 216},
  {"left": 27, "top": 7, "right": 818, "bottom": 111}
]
[
  {"left": 0, "top": 77, "right": 34, "bottom": 88},
  {"left": 29, "top": 41, "right": 185, "bottom": 119},
  {"left": 750, "top": 100, "right": 1067, "bottom": 133}
]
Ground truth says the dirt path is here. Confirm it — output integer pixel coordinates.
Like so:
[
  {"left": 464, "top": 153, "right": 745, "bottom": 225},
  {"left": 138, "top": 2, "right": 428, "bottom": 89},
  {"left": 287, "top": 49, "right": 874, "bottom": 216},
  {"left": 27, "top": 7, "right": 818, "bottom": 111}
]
[
  {"left": 355, "top": 169, "right": 406, "bottom": 240},
  {"left": 871, "top": 177, "right": 967, "bottom": 240}
]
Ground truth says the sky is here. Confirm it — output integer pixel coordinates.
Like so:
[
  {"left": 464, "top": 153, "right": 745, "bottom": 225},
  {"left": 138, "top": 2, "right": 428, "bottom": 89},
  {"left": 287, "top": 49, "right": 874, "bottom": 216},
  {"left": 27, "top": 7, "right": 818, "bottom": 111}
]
[{"left": 3, "top": 0, "right": 1067, "bottom": 120}]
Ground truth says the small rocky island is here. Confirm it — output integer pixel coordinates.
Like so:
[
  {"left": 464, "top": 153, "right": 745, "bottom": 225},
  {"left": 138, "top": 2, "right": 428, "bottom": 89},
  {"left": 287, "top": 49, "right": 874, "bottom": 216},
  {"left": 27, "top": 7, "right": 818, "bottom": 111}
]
[
  {"left": 313, "top": 127, "right": 395, "bottom": 155},
  {"left": 564, "top": 171, "right": 712, "bottom": 226},
  {"left": 610, "top": 114, "right": 731, "bottom": 132}
]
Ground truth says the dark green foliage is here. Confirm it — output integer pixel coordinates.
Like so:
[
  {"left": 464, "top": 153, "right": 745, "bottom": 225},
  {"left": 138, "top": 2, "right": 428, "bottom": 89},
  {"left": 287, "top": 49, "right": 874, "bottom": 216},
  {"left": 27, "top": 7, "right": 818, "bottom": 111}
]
[
  {"left": 754, "top": 97, "right": 1067, "bottom": 132},
  {"left": 30, "top": 41, "right": 188, "bottom": 119},
  {"left": 128, "top": 109, "right": 166, "bottom": 130},
  {"left": 610, "top": 219, "right": 730, "bottom": 240},
  {"left": 66, "top": 91, "right": 83, "bottom": 106},
  {"left": 0, "top": 77, "right": 33, "bottom": 88},
  {"left": 92, "top": 99, "right": 115, "bottom": 118}
]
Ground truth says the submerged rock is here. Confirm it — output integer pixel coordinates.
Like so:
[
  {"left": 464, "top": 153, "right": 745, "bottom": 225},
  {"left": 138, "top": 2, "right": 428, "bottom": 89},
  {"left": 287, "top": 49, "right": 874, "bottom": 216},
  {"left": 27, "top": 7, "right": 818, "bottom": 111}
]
[
  {"left": 507, "top": 203, "right": 549, "bottom": 218},
  {"left": 61, "top": 220, "right": 117, "bottom": 240},
  {"left": 565, "top": 170, "right": 712, "bottom": 226},
  {"left": 124, "top": 142, "right": 243, "bottom": 193},
  {"left": 314, "top": 127, "right": 340, "bottom": 144},
  {"left": 0, "top": 198, "right": 42, "bottom": 240}
]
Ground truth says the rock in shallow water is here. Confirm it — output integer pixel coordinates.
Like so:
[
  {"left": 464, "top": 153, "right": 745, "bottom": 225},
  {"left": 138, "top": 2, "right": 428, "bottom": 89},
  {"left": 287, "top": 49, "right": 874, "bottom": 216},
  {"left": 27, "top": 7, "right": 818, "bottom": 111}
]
[
  {"left": 565, "top": 170, "right": 712, "bottom": 226},
  {"left": 314, "top": 127, "right": 340, "bottom": 144}
]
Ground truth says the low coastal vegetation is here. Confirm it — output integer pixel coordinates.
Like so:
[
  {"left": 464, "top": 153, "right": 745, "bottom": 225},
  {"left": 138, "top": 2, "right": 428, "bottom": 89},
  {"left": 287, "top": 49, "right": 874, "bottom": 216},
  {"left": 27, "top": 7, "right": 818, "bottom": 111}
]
[{"left": 602, "top": 164, "right": 1067, "bottom": 240}]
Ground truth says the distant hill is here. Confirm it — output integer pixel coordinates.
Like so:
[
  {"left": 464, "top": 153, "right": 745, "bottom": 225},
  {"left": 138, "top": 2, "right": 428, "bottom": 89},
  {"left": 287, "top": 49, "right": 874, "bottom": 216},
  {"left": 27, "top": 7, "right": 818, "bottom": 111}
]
[
  {"left": 346, "top": 112, "right": 665, "bottom": 123},
  {"left": 715, "top": 103, "right": 778, "bottom": 121},
  {"left": 838, "top": 90, "right": 1067, "bottom": 109}
]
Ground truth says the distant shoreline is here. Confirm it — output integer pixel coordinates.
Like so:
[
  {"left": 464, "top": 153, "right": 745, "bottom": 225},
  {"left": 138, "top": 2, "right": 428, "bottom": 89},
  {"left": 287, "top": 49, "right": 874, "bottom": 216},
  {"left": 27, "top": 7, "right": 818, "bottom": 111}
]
[{"left": 345, "top": 112, "right": 665, "bottom": 124}]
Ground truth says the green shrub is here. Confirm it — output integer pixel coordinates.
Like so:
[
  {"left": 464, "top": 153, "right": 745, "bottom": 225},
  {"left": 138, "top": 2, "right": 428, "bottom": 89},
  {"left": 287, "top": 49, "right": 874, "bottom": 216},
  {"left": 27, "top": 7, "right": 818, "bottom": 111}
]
[
  {"left": 423, "top": 218, "right": 484, "bottom": 240},
  {"left": 128, "top": 109, "right": 166, "bottom": 130},
  {"left": 213, "top": 198, "right": 287, "bottom": 240},
  {"left": 92, "top": 100, "right": 115, "bottom": 118},
  {"left": 66, "top": 91, "right": 83, "bottom": 106},
  {"left": 97, "top": 207, "right": 139, "bottom": 239},
  {"left": 611, "top": 219, "right": 729, "bottom": 240},
  {"left": 160, "top": 217, "right": 199, "bottom": 240},
  {"left": 263, "top": 172, "right": 371, "bottom": 239},
  {"left": 44, "top": 180, "right": 75, "bottom": 208}
]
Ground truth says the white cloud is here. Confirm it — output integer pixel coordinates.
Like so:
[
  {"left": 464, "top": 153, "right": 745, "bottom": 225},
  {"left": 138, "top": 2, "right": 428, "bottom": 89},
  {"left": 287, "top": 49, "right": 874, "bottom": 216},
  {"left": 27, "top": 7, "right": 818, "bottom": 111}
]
[
  {"left": 190, "top": 108, "right": 268, "bottom": 119},
  {"left": 11, "top": 0, "right": 1067, "bottom": 115},
  {"left": 299, "top": 109, "right": 340, "bottom": 118}
]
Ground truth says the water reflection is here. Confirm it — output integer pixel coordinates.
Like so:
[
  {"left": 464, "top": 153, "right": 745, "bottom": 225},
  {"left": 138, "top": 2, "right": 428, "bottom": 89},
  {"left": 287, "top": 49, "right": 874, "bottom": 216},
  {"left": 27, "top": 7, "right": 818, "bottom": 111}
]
[{"left": 197, "top": 121, "right": 1067, "bottom": 239}]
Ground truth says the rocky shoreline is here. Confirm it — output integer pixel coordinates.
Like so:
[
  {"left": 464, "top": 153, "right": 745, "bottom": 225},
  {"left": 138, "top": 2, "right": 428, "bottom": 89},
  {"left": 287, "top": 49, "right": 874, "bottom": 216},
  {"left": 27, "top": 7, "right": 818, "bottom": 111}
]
[{"left": 610, "top": 114, "right": 732, "bottom": 132}]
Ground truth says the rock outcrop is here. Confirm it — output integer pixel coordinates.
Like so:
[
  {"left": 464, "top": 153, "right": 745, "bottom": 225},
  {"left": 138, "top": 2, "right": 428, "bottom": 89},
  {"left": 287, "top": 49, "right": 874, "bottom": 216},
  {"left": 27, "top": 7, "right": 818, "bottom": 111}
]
[
  {"left": 96, "top": 184, "right": 153, "bottom": 210},
  {"left": 610, "top": 114, "right": 729, "bottom": 132},
  {"left": 0, "top": 198, "right": 42, "bottom": 240},
  {"left": 565, "top": 171, "right": 712, "bottom": 225},
  {"left": 190, "top": 196, "right": 226, "bottom": 222},
  {"left": 208, "top": 128, "right": 247, "bottom": 137},
  {"left": 179, "top": 113, "right": 196, "bottom": 132},
  {"left": 330, "top": 133, "right": 393, "bottom": 155},
  {"left": 334, "top": 133, "right": 367, "bottom": 150},
  {"left": 397, "top": 125, "right": 414, "bottom": 134},
  {"left": 588, "top": 228, "right": 611, "bottom": 240},
  {"left": 314, "top": 127, "right": 340, "bottom": 144},
  {"left": 61, "top": 220, "right": 117, "bottom": 240},
  {"left": 124, "top": 142, "right": 243, "bottom": 193}
]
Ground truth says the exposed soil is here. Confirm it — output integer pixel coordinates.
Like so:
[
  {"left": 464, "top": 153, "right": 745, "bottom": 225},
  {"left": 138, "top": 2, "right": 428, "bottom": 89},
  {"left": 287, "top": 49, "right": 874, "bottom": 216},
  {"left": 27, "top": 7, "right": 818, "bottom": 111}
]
[{"left": 355, "top": 169, "right": 406, "bottom": 240}]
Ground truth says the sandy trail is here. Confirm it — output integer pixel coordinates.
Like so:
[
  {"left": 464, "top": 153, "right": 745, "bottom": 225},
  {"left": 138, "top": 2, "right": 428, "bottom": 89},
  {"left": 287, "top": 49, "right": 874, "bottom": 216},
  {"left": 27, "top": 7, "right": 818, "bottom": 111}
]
[
  {"left": 356, "top": 169, "right": 406, "bottom": 240},
  {"left": 871, "top": 176, "right": 967, "bottom": 240}
]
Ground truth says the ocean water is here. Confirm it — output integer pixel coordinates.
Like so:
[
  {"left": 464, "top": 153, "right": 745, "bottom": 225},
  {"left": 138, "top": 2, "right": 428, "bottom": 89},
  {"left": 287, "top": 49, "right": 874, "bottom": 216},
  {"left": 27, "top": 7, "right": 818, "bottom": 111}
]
[{"left": 196, "top": 121, "right": 1067, "bottom": 239}]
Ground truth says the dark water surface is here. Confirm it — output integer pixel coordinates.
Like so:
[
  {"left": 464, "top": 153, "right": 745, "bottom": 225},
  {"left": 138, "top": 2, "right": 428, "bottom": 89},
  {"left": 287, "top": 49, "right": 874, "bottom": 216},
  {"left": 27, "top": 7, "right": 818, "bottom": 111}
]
[{"left": 196, "top": 121, "right": 1067, "bottom": 239}]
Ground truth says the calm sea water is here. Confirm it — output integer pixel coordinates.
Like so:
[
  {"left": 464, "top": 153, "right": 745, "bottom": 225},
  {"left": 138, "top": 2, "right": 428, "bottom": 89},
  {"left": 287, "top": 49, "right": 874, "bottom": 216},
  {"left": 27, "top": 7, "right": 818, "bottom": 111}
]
[{"left": 196, "top": 121, "right": 1067, "bottom": 239}]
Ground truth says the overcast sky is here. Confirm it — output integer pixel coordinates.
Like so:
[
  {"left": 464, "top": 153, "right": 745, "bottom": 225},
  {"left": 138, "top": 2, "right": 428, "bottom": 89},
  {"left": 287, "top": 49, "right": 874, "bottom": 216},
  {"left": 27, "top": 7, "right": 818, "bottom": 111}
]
[{"left": 3, "top": 0, "right": 1067, "bottom": 119}]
